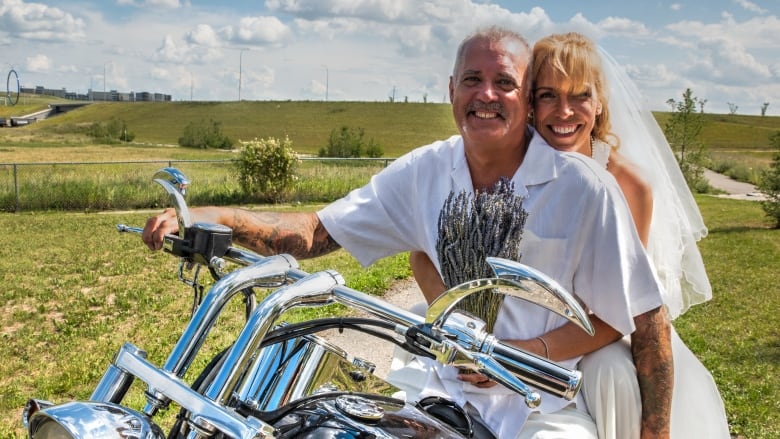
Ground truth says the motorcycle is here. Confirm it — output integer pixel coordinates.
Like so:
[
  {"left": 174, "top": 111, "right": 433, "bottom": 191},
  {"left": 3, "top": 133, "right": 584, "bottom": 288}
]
[{"left": 22, "top": 167, "right": 594, "bottom": 438}]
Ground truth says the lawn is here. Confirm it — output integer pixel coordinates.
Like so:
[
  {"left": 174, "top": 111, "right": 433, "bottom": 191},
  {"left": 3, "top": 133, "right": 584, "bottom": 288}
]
[{"left": 0, "top": 195, "right": 777, "bottom": 438}]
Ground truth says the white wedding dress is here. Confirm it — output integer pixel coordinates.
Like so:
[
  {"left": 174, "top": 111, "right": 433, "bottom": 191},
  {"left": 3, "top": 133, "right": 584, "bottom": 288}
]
[
  {"left": 579, "top": 50, "right": 730, "bottom": 439},
  {"left": 585, "top": 139, "right": 730, "bottom": 439}
]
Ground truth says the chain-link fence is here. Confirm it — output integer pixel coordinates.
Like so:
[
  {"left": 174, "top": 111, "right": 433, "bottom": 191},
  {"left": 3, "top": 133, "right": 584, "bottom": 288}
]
[{"left": 0, "top": 158, "right": 393, "bottom": 212}]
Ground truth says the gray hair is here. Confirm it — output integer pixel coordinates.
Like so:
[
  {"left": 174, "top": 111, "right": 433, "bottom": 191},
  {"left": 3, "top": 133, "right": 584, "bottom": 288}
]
[{"left": 452, "top": 26, "right": 532, "bottom": 95}]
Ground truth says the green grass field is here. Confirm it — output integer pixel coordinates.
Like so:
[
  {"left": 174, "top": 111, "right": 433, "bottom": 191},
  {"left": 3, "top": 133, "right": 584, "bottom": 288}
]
[{"left": 0, "top": 197, "right": 777, "bottom": 438}]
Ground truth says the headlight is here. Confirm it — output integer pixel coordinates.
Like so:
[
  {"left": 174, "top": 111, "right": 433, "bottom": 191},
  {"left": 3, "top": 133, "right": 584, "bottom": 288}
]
[{"left": 26, "top": 401, "right": 164, "bottom": 439}]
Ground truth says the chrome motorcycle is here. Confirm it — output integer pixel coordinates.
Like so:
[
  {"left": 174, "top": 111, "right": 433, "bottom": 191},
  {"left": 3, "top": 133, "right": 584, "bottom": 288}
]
[{"left": 22, "top": 168, "right": 594, "bottom": 439}]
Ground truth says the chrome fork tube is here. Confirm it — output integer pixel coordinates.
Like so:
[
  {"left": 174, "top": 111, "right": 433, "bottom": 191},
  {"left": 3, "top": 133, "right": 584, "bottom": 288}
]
[
  {"left": 204, "top": 270, "right": 345, "bottom": 405},
  {"left": 144, "top": 254, "right": 297, "bottom": 415}
]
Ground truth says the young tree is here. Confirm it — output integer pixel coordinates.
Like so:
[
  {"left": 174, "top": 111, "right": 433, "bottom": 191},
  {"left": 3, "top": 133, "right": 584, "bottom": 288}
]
[
  {"left": 761, "top": 102, "right": 770, "bottom": 117},
  {"left": 728, "top": 102, "right": 739, "bottom": 115},
  {"left": 664, "top": 88, "right": 708, "bottom": 192},
  {"left": 758, "top": 131, "right": 780, "bottom": 228}
]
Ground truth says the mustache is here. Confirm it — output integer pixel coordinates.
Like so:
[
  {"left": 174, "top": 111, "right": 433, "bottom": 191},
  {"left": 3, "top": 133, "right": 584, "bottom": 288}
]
[{"left": 467, "top": 102, "right": 506, "bottom": 118}]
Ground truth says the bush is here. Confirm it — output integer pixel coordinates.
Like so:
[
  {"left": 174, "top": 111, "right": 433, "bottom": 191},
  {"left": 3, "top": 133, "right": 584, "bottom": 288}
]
[
  {"left": 318, "top": 126, "right": 383, "bottom": 158},
  {"left": 179, "top": 119, "right": 233, "bottom": 149},
  {"left": 86, "top": 117, "right": 135, "bottom": 143},
  {"left": 758, "top": 131, "right": 780, "bottom": 228},
  {"left": 235, "top": 136, "right": 299, "bottom": 203}
]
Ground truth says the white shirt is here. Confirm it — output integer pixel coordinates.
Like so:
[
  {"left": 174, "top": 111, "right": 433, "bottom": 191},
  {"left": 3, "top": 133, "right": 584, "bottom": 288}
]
[{"left": 317, "top": 129, "right": 664, "bottom": 435}]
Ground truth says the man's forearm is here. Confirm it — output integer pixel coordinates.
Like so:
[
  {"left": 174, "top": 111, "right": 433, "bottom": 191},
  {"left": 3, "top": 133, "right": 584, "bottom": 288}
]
[
  {"left": 225, "top": 209, "right": 340, "bottom": 259},
  {"left": 631, "top": 306, "right": 673, "bottom": 439}
]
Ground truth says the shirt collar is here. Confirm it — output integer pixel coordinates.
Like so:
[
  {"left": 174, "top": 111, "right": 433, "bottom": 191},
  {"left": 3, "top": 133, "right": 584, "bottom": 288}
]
[
  {"left": 449, "top": 127, "right": 558, "bottom": 195},
  {"left": 513, "top": 127, "right": 558, "bottom": 190}
]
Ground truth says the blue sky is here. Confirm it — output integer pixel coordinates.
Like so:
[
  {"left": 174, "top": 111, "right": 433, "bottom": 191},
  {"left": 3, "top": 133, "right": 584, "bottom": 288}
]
[{"left": 1, "top": 0, "right": 778, "bottom": 115}]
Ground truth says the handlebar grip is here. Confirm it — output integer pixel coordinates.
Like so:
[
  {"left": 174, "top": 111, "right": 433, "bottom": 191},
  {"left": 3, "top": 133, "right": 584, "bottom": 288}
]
[{"left": 491, "top": 341, "right": 581, "bottom": 400}]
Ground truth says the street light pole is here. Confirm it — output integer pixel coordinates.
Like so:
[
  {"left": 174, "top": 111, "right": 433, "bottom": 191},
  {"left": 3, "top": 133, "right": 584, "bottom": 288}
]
[
  {"left": 239, "top": 48, "right": 248, "bottom": 101},
  {"left": 322, "top": 64, "right": 328, "bottom": 102}
]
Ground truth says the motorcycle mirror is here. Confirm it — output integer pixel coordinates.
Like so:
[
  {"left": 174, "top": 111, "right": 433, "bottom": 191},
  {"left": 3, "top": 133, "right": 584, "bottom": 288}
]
[{"left": 153, "top": 167, "right": 192, "bottom": 239}]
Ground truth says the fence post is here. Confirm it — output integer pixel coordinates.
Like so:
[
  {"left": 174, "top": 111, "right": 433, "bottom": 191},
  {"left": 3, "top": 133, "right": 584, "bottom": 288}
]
[{"left": 13, "top": 164, "right": 19, "bottom": 212}]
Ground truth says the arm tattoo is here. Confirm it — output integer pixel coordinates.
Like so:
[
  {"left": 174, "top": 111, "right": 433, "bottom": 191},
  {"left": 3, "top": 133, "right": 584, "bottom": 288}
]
[
  {"left": 231, "top": 210, "right": 341, "bottom": 259},
  {"left": 631, "top": 306, "right": 673, "bottom": 439}
]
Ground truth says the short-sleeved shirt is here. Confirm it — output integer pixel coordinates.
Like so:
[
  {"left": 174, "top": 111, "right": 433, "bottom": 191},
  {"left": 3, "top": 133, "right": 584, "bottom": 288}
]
[{"left": 317, "top": 129, "right": 664, "bottom": 435}]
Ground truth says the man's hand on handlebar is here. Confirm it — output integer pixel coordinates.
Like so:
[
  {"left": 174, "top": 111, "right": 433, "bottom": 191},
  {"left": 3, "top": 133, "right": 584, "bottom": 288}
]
[
  {"left": 142, "top": 208, "right": 179, "bottom": 251},
  {"left": 457, "top": 368, "right": 497, "bottom": 388}
]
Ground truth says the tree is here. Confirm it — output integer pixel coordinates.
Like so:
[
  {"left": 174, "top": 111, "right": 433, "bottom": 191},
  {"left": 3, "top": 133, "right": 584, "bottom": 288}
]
[
  {"left": 698, "top": 98, "right": 707, "bottom": 114},
  {"left": 664, "top": 88, "right": 708, "bottom": 192},
  {"left": 666, "top": 98, "right": 676, "bottom": 111},
  {"left": 728, "top": 102, "right": 739, "bottom": 115},
  {"left": 757, "top": 131, "right": 780, "bottom": 228},
  {"left": 761, "top": 102, "right": 770, "bottom": 117},
  {"left": 235, "top": 136, "right": 299, "bottom": 203}
]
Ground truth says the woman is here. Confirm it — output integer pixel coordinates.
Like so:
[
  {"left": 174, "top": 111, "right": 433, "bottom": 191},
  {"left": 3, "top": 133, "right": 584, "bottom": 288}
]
[{"left": 405, "top": 33, "right": 729, "bottom": 438}]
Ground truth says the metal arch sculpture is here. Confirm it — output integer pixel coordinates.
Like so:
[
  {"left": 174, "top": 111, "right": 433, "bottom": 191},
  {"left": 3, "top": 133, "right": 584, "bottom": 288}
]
[{"left": 6, "top": 69, "right": 20, "bottom": 106}]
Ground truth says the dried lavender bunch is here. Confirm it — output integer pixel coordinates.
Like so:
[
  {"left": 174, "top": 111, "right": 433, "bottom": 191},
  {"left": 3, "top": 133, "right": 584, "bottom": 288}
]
[{"left": 435, "top": 177, "right": 528, "bottom": 330}]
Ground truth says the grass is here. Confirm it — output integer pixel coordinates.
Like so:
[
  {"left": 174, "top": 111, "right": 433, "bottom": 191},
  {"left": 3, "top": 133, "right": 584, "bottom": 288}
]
[
  {"left": 1, "top": 100, "right": 458, "bottom": 157},
  {"left": 0, "top": 158, "right": 389, "bottom": 212},
  {"left": 2, "top": 101, "right": 777, "bottom": 157},
  {"left": 0, "top": 196, "right": 777, "bottom": 437},
  {"left": 0, "top": 208, "right": 410, "bottom": 437},
  {"left": 675, "top": 196, "right": 779, "bottom": 438}
]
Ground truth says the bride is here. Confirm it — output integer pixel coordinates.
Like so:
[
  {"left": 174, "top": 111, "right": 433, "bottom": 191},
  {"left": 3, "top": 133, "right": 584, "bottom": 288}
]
[{"left": 402, "top": 32, "right": 730, "bottom": 438}]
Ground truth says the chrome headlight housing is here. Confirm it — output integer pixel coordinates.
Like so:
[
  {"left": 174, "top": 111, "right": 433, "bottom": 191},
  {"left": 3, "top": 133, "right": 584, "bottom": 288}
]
[{"left": 25, "top": 400, "right": 164, "bottom": 439}]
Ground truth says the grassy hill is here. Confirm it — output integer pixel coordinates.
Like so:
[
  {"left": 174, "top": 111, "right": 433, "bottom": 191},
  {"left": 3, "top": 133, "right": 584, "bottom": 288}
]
[
  {"left": 2, "top": 100, "right": 458, "bottom": 157},
  {"left": 2, "top": 99, "right": 779, "bottom": 159}
]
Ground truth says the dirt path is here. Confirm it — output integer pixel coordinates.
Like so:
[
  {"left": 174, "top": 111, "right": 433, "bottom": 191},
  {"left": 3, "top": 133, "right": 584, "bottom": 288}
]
[{"left": 704, "top": 169, "right": 767, "bottom": 201}]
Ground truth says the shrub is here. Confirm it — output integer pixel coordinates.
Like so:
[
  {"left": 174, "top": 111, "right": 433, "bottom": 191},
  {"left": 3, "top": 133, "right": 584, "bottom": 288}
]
[
  {"left": 318, "top": 126, "right": 383, "bottom": 158},
  {"left": 179, "top": 119, "right": 233, "bottom": 149},
  {"left": 86, "top": 117, "right": 135, "bottom": 143},
  {"left": 758, "top": 131, "right": 780, "bottom": 228},
  {"left": 235, "top": 136, "right": 299, "bottom": 203}
]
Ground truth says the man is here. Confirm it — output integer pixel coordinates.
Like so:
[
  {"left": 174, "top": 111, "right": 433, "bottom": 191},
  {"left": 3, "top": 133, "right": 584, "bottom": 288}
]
[{"left": 143, "top": 26, "right": 671, "bottom": 438}]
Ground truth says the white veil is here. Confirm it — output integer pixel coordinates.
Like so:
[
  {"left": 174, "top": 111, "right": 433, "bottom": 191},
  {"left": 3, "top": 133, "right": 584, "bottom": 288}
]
[{"left": 598, "top": 47, "right": 712, "bottom": 319}]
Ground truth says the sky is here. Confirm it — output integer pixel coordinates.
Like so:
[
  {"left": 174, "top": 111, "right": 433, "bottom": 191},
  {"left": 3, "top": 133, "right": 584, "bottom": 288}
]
[{"left": 1, "top": 0, "right": 778, "bottom": 115}]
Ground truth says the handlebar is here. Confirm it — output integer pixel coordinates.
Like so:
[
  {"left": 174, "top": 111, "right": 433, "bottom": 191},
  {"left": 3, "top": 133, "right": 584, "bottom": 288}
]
[
  {"left": 118, "top": 222, "right": 586, "bottom": 408},
  {"left": 116, "top": 166, "right": 592, "bottom": 422}
]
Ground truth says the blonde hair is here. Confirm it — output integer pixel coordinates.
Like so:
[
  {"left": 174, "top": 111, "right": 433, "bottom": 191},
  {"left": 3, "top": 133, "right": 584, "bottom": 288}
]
[{"left": 532, "top": 32, "right": 618, "bottom": 148}]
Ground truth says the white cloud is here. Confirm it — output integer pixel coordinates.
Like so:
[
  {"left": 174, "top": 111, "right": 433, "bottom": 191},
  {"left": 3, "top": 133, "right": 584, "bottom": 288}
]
[
  {"left": 670, "top": 4, "right": 682, "bottom": 11},
  {"left": 0, "top": 0, "right": 86, "bottom": 41},
  {"left": 221, "top": 15, "right": 294, "bottom": 46},
  {"left": 186, "top": 24, "right": 221, "bottom": 47},
  {"left": 733, "top": 0, "right": 768, "bottom": 14},
  {"left": 116, "top": 0, "right": 183, "bottom": 8},
  {"left": 598, "top": 16, "right": 650, "bottom": 37},
  {"left": 25, "top": 53, "right": 50, "bottom": 72}
]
